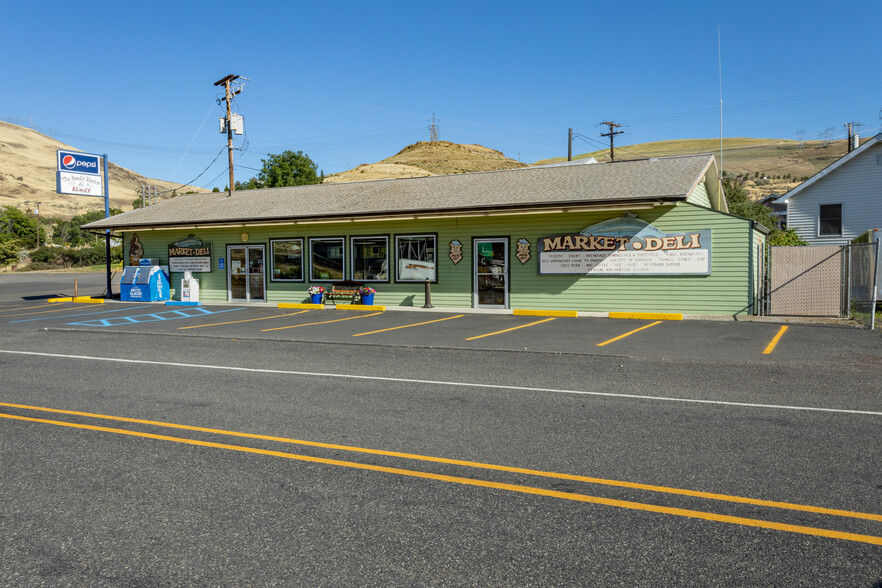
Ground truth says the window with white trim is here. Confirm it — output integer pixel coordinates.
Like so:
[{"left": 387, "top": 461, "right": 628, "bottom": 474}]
[
  {"left": 351, "top": 236, "right": 389, "bottom": 282},
  {"left": 310, "top": 237, "right": 345, "bottom": 281},
  {"left": 270, "top": 238, "right": 304, "bottom": 281},
  {"left": 395, "top": 234, "right": 437, "bottom": 282},
  {"left": 819, "top": 204, "right": 842, "bottom": 236}
]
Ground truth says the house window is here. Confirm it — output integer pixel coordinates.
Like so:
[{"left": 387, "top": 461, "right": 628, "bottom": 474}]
[
  {"left": 270, "top": 238, "right": 303, "bottom": 281},
  {"left": 310, "top": 237, "right": 345, "bottom": 281},
  {"left": 819, "top": 204, "right": 842, "bottom": 236},
  {"left": 351, "top": 236, "right": 389, "bottom": 282},
  {"left": 396, "top": 234, "right": 437, "bottom": 282}
]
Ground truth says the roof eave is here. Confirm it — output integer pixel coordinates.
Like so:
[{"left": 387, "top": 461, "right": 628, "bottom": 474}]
[{"left": 87, "top": 197, "right": 685, "bottom": 233}]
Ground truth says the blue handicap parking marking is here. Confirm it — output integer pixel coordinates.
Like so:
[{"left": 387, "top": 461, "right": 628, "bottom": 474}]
[
  {"left": 10, "top": 305, "right": 152, "bottom": 323},
  {"left": 68, "top": 306, "right": 244, "bottom": 327}
]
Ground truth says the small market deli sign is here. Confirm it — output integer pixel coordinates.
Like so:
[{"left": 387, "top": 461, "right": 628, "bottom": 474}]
[
  {"left": 168, "top": 235, "right": 212, "bottom": 272},
  {"left": 538, "top": 215, "right": 711, "bottom": 275}
]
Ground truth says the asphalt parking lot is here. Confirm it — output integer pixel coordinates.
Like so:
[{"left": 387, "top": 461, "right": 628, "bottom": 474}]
[
  {"left": 1, "top": 297, "right": 877, "bottom": 366},
  {"left": 2, "top": 273, "right": 882, "bottom": 585}
]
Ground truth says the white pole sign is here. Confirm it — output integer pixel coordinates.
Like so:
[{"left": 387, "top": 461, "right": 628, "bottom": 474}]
[{"left": 56, "top": 150, "right": 105, "bottom": 197}]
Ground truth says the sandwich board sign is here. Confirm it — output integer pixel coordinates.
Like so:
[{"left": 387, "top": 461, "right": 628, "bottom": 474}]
[{"left": 56, "top": 150, "right": 104, "bottom": 197}]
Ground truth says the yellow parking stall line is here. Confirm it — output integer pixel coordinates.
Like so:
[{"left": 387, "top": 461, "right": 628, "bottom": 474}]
[
  {"left": 0, "top": 305, "right": 76, "bottom": 318},
  {"left": 261, "top": 311, "right": 383, "bottom": 332},
  {"left": 466, "top": 317, "right": 556, "bottom": 341},
  {"left": 763, "top": 325, "right": 788, "bottom": 355},
  {"left": 597, "top": 321, "right": 662, "bottom": 347},
  {"left": 179, "top": 310, "right": 310, "bottom": 330},
  {"left": 0, "top": 302, "right": 65, "bottom": 315},
  {"left": 353, "top": 314, "right": 464, "bottom": 337}
]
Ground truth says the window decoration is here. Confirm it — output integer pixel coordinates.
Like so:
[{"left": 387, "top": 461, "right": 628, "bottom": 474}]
[
  {"left": 351, "top": 236, "right": 389, "bottom": 282},
  {"left": 396, "top": 234, "right": 437, "bottom": 281},
  {"left": 270, "top": 238, "right": 304, "bottom": 281},
  {"left": 448, "top": 240, "right": 463, "bottom": 265},
  {"left": 516, "top": 238, "right": 531, "bottom": 264},
  {"left": 310, "top": 237, "right": 345, "bottom": 281}
]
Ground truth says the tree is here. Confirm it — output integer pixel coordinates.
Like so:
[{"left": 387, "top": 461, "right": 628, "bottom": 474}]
[
  {"left": 53, "top": 208, "right": 122, "bottom": 247},
  {"left": 722, "top": 177, "right": 806, "bottom": 246},
  {"left": 256, "top": 150, "right": 321, "bottom": 188},
  {"left": 0, "top": 206, "right": 38, "bottom": 245}
]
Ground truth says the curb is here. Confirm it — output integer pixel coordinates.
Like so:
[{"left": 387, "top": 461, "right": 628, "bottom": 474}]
[
  {"left": 166, "top": 301, "right": 201, "bottom": 307},
  {"left": 278, "top": 303, "right": 324, "bottom": 309},
  {"left": 335, "top": 304, "right": 386, "bottom": 311},
  {"left": 513, "top": 309, "right": 579, "bottom": 318},
  {"left": 608, "top": 312, "right": 683, "bottom": 321}
]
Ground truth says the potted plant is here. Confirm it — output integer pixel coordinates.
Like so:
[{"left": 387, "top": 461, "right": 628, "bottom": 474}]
[
  {"left": 359, "top": 286, "right": 376, "bottom": 305},
  {"left": 307, "top": 285, "right": 324, "bottom": 304}
]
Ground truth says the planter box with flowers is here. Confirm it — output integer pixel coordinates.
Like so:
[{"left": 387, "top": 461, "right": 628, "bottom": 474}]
[
  {"left": 359, "top": 286, "right": 376, "bottom": 305},
  {"left": 307, "top": 285, "right": 324, "bottom": 304}
]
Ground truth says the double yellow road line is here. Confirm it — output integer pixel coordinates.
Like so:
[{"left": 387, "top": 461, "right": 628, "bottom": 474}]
[{"left": 1, "top": 401, "right": 879, "bottom": 546}]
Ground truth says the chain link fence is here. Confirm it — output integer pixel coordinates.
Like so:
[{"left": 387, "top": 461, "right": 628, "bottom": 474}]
[{"left": 847, "top": 241, "right": 880, "bottom": 329}]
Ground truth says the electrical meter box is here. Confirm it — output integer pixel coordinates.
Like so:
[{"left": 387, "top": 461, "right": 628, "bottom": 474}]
[{"left": 121, "top": 266, "right": 170, "bottom": 302}]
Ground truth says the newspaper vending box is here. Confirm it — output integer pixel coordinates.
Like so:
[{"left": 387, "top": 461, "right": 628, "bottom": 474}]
[{"left": 120, "top": 265, "right": 170, "bottom": 302}]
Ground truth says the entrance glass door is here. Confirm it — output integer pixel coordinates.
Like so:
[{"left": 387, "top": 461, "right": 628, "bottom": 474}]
[
  {"left": 474, "top": 238, "right": 508, "bottom": 308},
  {"left": 227, "top": 245, "right": 265, "bottom": 302}
]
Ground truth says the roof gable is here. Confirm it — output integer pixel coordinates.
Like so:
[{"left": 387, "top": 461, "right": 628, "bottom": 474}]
[{"left": 783, "top": 133, "right": 882, "bottom": 200}]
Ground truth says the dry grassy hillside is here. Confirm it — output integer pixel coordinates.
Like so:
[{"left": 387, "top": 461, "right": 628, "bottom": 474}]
[
  {"left": 537, "top": 137, "right": 856, "bottom": 199},
  {"left": 0, "top": 122, "right": 201, "bottom": 219},
  {"left": 325, "top": 141, "right": 526, "bottom": 183}
]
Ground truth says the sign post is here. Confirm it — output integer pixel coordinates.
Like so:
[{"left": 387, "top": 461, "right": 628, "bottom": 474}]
[{"left": 56, "top": 149, "right": 113, "bottom": 297}]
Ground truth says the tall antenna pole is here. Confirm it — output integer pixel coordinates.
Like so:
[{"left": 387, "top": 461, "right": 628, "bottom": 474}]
[
  {"left": 718, "top": 25, "right": 723, "bottom": 178},
  {"left": 599, "top": 121, "right": 624, "bottom": 161},
  {"left": 214, "top": 74, "right": 241, "bottom": 197},
  {"left": 428, "top": 113, "right": 439, "bottom": 142}
]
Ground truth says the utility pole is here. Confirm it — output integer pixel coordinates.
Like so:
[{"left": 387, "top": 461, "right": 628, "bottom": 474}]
[
  {"left": 32, "top": 201, "right": 41, "bottom": 247},
  {"left": 567, "top": 128, "right": 573, "bottom": 161},
  {"left": 600, "top": 121, "right": 624, "bottom": 162},
  {"left": 214, "top": 74, "right": 241, "bottom": 197}
]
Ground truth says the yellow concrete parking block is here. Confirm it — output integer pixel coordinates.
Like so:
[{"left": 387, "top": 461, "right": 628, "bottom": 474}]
[
  {"left": 335, "top": 304, "right": 386, "bottom": 311},
  {"left": 48, "top": 297, "right": 73, "bottom": 302},
  {"left": 278, "top": 303, "right": 324, "bottom": 309},
  {"left": 73, "top": 297, "right": 103, "bottom": 304},
  {"left": 513, "top": 309, "right": 578, "bottom": 318},
  {"left": 609, "top": 311, "right": 682, "bottom": 321}
]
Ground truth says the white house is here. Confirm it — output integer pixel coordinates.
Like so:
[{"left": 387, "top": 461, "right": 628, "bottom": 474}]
[{"left": 783, "top": 133, "right": 882, "bottom": 245}]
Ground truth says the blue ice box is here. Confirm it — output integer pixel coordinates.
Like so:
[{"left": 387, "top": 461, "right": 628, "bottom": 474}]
[{"left": 120, "top": 265, "right": 170, "bottom": 302}]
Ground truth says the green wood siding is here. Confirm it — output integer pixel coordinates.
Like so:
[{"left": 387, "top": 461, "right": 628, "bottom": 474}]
[
  {"left": 686, "top": 182, "right": 712, "bottom": 208},
  {"left": 124, "top": 200, "right": 756, "bottom": 315}
]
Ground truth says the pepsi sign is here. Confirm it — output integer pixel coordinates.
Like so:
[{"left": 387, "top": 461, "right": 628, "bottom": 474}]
[{"left": 57, "top": 150, "right": 101, "bottom": 175}]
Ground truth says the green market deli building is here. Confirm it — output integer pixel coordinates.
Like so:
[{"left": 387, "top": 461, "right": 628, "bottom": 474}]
[{"left": 85, "top": 154, "right": 767, "bottom": 316}]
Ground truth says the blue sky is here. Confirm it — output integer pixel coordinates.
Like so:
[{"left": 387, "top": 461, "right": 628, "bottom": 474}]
[{"left": 5, "top": 1, "right": 882, "bottom": 190}]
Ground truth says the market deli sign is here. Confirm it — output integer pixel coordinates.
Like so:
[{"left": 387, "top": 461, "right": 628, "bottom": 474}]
[
  {"left": 168, "top": 235, "right": 212, "bottom": 272},
  {"left": 538, "top": 216, "right": 711, "bottom": 275}
]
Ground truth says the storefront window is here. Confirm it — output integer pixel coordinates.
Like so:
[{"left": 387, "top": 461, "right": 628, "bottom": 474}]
[
  {"left": 396, "top": 234, "right": 436, "bottom": 282},
  {"left": 351, "top": 236, "right": 388, "bottom": 282},
  {"left": 270, "top": 238, "right": 303, "bottom": 281},
  {"left": 310, "top": 237, "right": 345, "bottom": 281}
]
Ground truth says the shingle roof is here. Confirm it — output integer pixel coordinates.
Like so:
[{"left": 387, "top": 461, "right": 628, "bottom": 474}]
[{"left": 84, "top": 154, "right": 716, "bottom": 230}]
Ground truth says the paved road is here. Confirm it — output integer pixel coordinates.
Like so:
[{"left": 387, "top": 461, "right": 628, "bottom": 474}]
[{"left": 1, "top": 276, "right": 881, "bottom": 585}]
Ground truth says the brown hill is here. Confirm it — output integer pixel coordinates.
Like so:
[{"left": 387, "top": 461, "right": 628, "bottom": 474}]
[
  {"left": 325, "top": 141, "right": 527, "bottom": 183},
  {"left": 537, "top": 137, "right": 858, "bottom": 199},
  {"left": 0, "top": 121, "right": 201, "bottom": 220}
]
